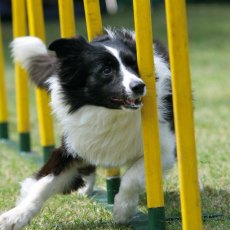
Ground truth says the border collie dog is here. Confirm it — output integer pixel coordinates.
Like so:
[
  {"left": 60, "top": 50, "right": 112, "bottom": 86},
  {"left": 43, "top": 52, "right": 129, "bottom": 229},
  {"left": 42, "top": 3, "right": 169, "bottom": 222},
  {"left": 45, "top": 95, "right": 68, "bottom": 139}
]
[{"left": 0, "top": 28, "right": 176, "bottom": 229}]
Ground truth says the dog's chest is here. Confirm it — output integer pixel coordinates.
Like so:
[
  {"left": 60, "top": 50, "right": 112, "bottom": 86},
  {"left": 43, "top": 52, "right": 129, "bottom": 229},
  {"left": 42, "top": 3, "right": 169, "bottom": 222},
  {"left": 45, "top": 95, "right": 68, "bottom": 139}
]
[{"left": 63, "top": 106, "right": 143, "bottom": 167}]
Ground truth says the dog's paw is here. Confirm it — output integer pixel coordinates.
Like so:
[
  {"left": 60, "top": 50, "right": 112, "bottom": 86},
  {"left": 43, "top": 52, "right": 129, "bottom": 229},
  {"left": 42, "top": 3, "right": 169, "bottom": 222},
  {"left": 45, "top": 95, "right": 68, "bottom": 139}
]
[
  {"left": 113, "top": 193, "right": 138, "bottom": 224},
  {"left": 78, "top": 185, "right": 94, "bottom": 196},
  {"left": 0, "top": 208, "right": 31, "bottom": 230}
]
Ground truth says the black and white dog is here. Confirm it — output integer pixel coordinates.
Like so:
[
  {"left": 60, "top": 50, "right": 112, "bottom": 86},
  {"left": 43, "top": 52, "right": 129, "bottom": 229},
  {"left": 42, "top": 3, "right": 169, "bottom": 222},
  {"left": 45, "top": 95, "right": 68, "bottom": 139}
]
[{"left": 0, "top": 29, "right": 176, "bottom": 229}]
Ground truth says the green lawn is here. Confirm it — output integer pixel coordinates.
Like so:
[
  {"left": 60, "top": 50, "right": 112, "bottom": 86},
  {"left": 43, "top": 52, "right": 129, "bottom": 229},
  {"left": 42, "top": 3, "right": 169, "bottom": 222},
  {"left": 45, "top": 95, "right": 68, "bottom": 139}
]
[{"left": 1, "top": 4, "right": 230, "bottom": 230}]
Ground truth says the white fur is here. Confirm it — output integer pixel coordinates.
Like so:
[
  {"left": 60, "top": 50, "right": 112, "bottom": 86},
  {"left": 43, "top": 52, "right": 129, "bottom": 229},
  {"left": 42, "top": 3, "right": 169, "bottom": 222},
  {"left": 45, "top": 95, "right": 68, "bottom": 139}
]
[
  {"left": 0, "top": 175, "right": 54, "bottom": 230},
  {"left": 105, "top": 27, "right": 136, "bottom": 40},
  {"left": 11, "top": 36, "right": 47, "bottom": 70},
  {"left": 16, "top": 177, "right": 37, "bottom": 205},
  {"left": 104, "top": 27, "right": 116, "bottom": 40},
  {"left": 155, "top": 59, "right": 170, "bottom": 91},
  {"left": 0, "top": 164, "right": 80, "bottom": 230},
  {"left": 104, "top": 46, "right": 145, "bottom": 96},
  {"left": 113, "top": 157, "right": 144, "bottom": 223}
]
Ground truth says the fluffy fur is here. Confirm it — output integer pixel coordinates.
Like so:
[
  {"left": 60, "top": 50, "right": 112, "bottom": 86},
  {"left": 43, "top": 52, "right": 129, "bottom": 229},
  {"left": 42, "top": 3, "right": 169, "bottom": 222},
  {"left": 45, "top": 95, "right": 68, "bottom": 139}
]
[{"left": 0, "top": 28, "right": 176, "bottom": 229}]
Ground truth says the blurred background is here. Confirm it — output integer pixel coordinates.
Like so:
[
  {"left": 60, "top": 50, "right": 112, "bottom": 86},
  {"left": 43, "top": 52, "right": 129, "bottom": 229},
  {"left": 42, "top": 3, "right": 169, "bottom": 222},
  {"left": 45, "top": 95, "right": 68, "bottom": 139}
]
[{"left": 1, "top": 0, "right": 230, "bottom": 20}]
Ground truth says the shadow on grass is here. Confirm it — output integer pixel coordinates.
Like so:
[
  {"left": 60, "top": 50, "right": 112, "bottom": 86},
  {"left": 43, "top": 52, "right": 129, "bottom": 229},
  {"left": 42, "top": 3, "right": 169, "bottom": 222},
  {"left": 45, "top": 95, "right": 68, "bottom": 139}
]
[
  {"left": 36, "top": 187, "right": 229, "bottom": 230},
  {"left": 139, "top": 186, "right": 229, "bottom": 223},
  {"left": 50, "top": 222, "right": 130, "bottom": 230}
]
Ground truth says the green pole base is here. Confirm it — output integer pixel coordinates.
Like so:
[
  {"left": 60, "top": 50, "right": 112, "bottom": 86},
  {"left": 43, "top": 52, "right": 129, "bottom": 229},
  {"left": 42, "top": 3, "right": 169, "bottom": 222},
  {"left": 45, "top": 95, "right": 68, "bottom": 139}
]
[
  {"left": 0, "top": 122, "right": 8, "bottom": 139},
  {"left": 19, "top": 132, "right": 31, "bottom": 152},
  {"left": 43, "top": 145, "right": 55, "bottom": 163},
  {"left": 148, "top": 207, "right": 166, "bottom": 230},
  {"left": 106, "top": 177, "right": 120, "bottom": 204}
]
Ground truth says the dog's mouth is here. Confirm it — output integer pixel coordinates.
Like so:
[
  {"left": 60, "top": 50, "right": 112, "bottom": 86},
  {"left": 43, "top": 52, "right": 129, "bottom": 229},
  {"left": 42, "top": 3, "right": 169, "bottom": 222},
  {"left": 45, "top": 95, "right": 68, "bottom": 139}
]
[{"left": 110, "top": 96, "right": 143, "bottom": 110}]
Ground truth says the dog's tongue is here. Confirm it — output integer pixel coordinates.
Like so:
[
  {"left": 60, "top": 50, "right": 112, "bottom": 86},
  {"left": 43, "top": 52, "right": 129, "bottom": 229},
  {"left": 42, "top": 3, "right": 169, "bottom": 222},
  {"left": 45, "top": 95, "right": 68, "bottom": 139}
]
[{"left": 126, "top": 98, "right": 135, "bottom": 105}]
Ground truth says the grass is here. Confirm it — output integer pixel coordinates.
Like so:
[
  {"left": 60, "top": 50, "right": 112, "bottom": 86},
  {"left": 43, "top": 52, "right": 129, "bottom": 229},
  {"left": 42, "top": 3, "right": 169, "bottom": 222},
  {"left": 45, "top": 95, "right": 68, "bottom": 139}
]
[{"left": 1, "top": 4, "right": 230, "bottom": 230}]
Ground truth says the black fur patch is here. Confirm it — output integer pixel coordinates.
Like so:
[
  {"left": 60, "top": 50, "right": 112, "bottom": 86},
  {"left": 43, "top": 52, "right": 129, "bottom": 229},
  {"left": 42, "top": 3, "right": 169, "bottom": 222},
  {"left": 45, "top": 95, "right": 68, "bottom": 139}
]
[
  {"left": 35, "top": 139, "right": 95, "bottom": 179},
  {"left": 35, "top": 139, "right": 96, "bottom": 194},
  {"left": 35, "top": 145, "right": 79, "bottom": 178},
  {"left": 78, "top": 165, "right": 96, "bottom": 176},
  {"left": 62, "top": 176, "right": 85, "bottom": 194}
]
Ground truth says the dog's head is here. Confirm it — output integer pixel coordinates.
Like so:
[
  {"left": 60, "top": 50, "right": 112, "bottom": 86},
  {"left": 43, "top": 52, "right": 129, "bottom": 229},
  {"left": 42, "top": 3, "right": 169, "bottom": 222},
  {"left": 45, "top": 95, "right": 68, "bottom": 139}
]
[{"left": 48, "top": 29, "right": 146, "bottom": 112}]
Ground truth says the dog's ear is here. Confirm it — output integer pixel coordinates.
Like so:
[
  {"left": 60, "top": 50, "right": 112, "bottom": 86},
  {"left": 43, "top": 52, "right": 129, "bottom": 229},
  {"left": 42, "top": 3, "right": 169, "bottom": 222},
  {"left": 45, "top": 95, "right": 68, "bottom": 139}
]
[{"left": 48, "top": 36, "right": 88, "bottom": 58}]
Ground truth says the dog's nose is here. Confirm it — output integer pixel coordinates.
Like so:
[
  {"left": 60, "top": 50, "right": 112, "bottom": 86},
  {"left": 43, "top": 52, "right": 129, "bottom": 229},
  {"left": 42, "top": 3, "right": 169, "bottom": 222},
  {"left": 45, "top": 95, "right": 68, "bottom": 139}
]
[{"left": 130, "top": 81, "right": 146, "bottom": 95}]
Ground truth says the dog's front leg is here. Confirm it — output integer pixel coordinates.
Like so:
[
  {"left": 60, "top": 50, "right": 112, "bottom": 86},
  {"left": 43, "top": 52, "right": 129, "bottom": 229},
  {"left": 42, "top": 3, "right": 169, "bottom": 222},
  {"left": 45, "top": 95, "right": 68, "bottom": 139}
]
[
  {"left": 0, "top": 174, "right": 58, "bottom": 230},
  {"left": 0, "top": 146, "right": 91, "bottom": 230},
  {"left": 113, "top": 157, "right": 145, "bottom": 224}
]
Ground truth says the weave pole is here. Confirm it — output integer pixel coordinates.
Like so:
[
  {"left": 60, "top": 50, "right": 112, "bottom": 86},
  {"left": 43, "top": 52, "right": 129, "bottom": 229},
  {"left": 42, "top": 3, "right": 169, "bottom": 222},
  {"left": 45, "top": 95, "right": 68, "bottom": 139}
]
[
  {"left": 105, "top": 168, "right": 120, "bottom": 204},
  {"left": 165, "top": 0, "right": 202, "bottom": 229},
  {"left": 12, "top": 0, "right": 30, "bottom": 151},
  {"left": 83, "top": 0, "right": 121, "bottom": 204},
  {"left": 133, "top": 0, "right": 165, "bottom": 229},
  {"left": 0, "top": 19, "right": 8, "bottom": 139},
  {"left": 58, "top": 0, "right": 76, "bottom": 38},
  {"left": 84, "top": 0, "right": 103, "bottom": 41},
  {"left": 27, "top": 0, "right": 55, "bottom": 162}
]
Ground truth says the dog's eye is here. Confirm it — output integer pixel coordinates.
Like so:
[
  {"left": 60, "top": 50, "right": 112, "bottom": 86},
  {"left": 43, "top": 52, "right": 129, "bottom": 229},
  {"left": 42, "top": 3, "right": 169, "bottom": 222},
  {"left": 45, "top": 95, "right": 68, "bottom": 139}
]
[{"left": 103, "top": 66, "right": 112, "bottom": 75}]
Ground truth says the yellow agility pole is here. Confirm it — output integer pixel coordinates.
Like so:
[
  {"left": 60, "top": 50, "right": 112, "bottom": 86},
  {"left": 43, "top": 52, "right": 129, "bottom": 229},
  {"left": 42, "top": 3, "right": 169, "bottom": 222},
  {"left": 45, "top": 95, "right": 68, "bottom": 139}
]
[
  {"left": 0, "top": 19, "right": 8, "bottom": 139},
  {"left": 12, "top": 0, "right": 30, "bottom": 151},
  {"left": 27, "top": 0, "right": 55, "bottom": 162},
  {"left": 58, "top": 0, "right": 76, "bottom": 38},
  {"left": 133, "top": 0, "right": 165, "bottom": 229},
  {"left": 84, "top": 0, "right": 120, "bottom": 204},
  {"left": 84, "top": 0, "right": 103, "bottom": 41},
  {"left": 165, "top": 1, "right": 203, "bottom": 229}
]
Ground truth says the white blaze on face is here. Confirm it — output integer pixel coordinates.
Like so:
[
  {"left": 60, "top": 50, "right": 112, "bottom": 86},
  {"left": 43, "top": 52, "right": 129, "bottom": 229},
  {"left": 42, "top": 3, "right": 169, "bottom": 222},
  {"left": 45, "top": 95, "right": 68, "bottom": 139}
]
[{"left": 104, "top": 46, "right": 145, "bottom": 96}]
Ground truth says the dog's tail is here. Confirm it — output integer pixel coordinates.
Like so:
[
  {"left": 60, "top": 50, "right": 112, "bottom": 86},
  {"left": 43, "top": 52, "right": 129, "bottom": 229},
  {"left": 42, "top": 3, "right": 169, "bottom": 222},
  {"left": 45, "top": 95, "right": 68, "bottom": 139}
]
[{"left": 11, "top": 36, "right": 56, "bottom": 89}]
